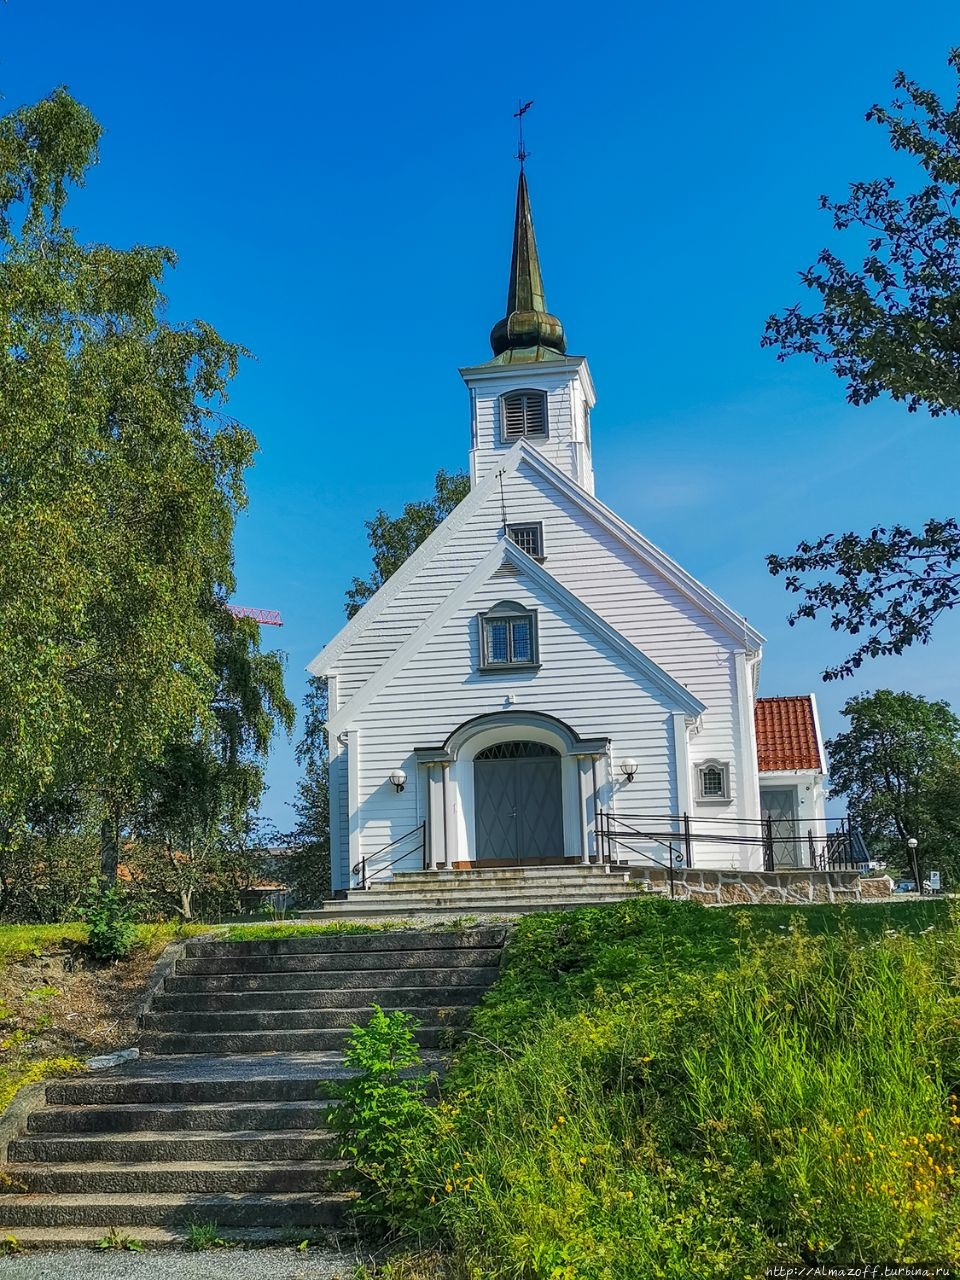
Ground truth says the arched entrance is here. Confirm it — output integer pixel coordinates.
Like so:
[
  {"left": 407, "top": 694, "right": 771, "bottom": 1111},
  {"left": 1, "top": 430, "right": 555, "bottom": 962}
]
[{"left": 473, "top": 741, "right": 564, "bottom": 863}]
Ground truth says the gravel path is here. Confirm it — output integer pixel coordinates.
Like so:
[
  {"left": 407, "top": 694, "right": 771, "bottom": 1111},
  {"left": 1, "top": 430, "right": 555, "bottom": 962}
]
[{"left": 2, "top": 1246, "right": 381, "bottom": 1280}]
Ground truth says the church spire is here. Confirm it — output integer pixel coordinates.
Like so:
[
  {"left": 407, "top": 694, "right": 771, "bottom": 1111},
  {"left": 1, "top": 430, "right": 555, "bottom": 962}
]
[{"left": 489, "top": 169, "right": 567, "bottom": 363}]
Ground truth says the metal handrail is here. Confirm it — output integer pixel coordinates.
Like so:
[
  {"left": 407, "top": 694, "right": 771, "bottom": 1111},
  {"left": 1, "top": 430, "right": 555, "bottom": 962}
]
[
  {"left": 352, "top": 821, "right": 427, "bottom": 890},
  {"left": 596, "top": 810, "right": 866, "bottom": 876},
  {"left": 595, "top": 809, "right": 691, "bottom": 898}
]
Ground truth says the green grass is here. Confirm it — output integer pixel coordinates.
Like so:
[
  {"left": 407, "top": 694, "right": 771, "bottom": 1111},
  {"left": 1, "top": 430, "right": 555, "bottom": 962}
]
[
  {"left": 0, "top": 920, "right": 210, "bottom": 964},
  {"left": 339, "top": 897, "right": 960, "bottom": 1278},
  {"left": 744, "top": 897, "right": 948, "bottom": 936},
  {"left": 222, "top": 920, "right": 420, "bottom": 942}
]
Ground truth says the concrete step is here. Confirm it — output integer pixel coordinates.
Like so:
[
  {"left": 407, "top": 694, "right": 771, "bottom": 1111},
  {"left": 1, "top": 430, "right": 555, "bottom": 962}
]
[
  {"left": 185, "top": 927, "right": 505, "bottom": 957},
  {"left": 46, "top": 1074, "right": 337, "bottom": 1108},
  {"left": 0, "top": 1226, "right": 344, "bottom": 1249},
  {"left": 164, "top": 965, "right": 497, "bottom": 994},
  {"left": 28, "top": 1100, "right": 337, "bottom": 1135},
  {"left": 0, "top": 1190, "right": 353, "bottom": 1229},
  {"left": 142, "top": 1006, "right": 470, "bottom": 1035},
  {"left": 152, "top": 984, "right": 491, "bottom": 1013},
  {"left": 335, "top": 885, "right": 640, "bottom": 906},
  {"left": 310, "top": 892, "right": 641, "bottom": 916},
  {"left": 175, "top": 947, "right": 498, "bottom": 975},
  {"left": 386, "top": 870, "right": 634, "bottom": 890},
  {"left": 9, "top": 1130, "right": 337, "bottom": 1164},
  {"left": 0, "top": 1160, "right": 348, "bottom": 1196},
  {"left": 141, "top": 1026, "right": 449, "bottom": 1055}
]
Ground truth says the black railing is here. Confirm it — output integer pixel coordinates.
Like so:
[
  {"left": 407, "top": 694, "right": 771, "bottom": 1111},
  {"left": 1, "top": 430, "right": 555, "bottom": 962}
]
[
  {"left": 595, "top": 810, "right": 693, "bottom": 898},
  {"left": 595, "top": 810, "right": 868, "bottom": 879},
  {"left": 352, "top": 821, "right": 427, "bottom": 890}
]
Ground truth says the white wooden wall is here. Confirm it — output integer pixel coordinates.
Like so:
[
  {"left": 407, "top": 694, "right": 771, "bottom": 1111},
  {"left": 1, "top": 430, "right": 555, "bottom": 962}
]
[
  {"left": 348, "top": 568, "right": 680, "bottom": 869},
  {"left": 468, "top": 361, "right": 595, "bottom": 491},
  {"left": 322, "top": 422, "right": 765, "bottom": 880}
]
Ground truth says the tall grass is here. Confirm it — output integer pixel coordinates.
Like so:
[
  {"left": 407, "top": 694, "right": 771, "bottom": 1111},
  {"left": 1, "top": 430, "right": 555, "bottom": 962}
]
[{"left": 351, "top": 901, "right": 960, "bottom": 1277}]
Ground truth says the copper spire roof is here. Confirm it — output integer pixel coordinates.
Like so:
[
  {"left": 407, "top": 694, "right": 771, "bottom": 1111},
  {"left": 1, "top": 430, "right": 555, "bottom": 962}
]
[
  {"left": 755, "top": 696, "right": 824, "bottom": 773},
  {"left": 488, "top": 169, "right": 566, "bottom": 364}
]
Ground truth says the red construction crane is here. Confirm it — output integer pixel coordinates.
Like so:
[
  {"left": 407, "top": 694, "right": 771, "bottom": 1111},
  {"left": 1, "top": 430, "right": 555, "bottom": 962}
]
[{"left": 226, "top": 606, "right": 284, "bottom": 627}]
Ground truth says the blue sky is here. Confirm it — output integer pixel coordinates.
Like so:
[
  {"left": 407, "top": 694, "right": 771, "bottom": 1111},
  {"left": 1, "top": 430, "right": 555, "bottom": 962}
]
[{"left": 3, "top": 2, "right": 960, "bottom": 828}]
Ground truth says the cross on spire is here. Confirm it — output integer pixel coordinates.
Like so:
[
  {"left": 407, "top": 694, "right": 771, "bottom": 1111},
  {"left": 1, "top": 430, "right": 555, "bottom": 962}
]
[{"left": 514, "top": 99, "right": 533, "bottom": 168}]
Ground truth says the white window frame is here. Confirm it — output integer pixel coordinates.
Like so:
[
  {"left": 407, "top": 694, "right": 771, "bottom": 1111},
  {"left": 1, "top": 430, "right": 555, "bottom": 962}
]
[
  {"left": 696, "top": 760, "right": 731, "bottom": 803},
  {"left": 507, "top": 522, "right": 545, "bottom": 560},
  {"left": 478, "top": 601, "right": 540, "bottom": 672},
  {"left": 500, "top": 389, "right": 548, "bottom": 443}
]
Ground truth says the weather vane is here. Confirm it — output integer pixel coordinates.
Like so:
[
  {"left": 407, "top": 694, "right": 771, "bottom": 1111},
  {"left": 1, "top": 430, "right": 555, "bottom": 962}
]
[{"left": 515, "top": 99, "right": 534, "bottom": 167}]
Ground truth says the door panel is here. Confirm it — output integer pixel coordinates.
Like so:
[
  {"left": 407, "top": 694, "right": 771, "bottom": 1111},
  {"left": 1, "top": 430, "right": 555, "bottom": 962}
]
[
  {"left": 760, "top": 788, "right": 799, "bottom": 868},
  {"left": 475, "top": 759, "right": 519, "bottom": 861},
  {"left": 473, "top": 742, "right": 563, "bottom": 862},
  {"left": 516, "top": 759, "right": 564, "bottom": 858}
]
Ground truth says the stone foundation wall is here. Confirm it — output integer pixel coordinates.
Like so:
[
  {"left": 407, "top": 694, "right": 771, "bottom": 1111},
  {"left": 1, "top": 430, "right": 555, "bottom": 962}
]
[{"left": 628, "top": 867, "right": 892, "bottom": 905}]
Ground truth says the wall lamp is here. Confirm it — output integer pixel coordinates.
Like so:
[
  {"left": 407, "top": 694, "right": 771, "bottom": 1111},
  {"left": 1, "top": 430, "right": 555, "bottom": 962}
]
[
  {"left": 619, "top": 758, "right": 638, "bottom": 784},
  {"left": 389, "top": 769, "right": 407, "bottom": 793}
]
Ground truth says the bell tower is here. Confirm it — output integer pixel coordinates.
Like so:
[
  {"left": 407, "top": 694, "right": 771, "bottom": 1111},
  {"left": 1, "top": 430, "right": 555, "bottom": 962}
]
[{"left": 460, "top": 165, "right": 597, "bottom": 493}]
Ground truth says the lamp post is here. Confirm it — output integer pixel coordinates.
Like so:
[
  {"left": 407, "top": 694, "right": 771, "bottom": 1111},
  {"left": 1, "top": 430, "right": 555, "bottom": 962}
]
[{"left": 907, "top": 836, "right": 919, "bottom": 892}]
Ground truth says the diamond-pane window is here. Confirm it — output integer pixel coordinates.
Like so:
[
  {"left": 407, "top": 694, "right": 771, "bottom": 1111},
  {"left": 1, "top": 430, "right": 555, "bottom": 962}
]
[
  {"left": 508, "top": 522, "right": 544, "bottom": 559},
  {"left": 501, "top": 390, "right": 547, "bottom": 441},
  {"left": 486, "top": 620, "right": 508, "bottom": 664},
  {"left": 479, "top": 601, "right": 539, "bottom": 670},
  {"left": 511, "top": 618, "right": 532, "bottom": 662}
]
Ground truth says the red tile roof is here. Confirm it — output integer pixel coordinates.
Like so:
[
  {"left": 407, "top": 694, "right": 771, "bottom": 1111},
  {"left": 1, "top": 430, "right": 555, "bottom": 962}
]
[{"left": 755, "top": 695, "right": 824, "bottom": 773}]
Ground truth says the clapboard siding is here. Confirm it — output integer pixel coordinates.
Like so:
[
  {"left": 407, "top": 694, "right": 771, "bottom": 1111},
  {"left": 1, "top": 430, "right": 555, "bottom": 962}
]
[
  {"left": 333, "top": 456, "right": 749, "bottom": 801},
  {"left": 323, "top": 423, "right": 766, "bottom": 878},
  {"left": 351, "top": 572, "right": 679, "bottom": 861}
]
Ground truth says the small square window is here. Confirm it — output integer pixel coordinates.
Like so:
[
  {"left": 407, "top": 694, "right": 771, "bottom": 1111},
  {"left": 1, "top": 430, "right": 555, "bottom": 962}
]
[
  {"left": 479, "top": 601, "right": 540, "bottom": 671},
  {"left": 508, "top": 522, "right": 544, "bottom": 559},
  {"left": 697, "top": 762, "right": 730, "bottom": 802}
]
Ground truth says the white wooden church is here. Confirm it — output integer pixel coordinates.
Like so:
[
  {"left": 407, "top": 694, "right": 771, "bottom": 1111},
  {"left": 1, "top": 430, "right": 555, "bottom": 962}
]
[{"left": 310, "top": 170, "right": 829, "bottom": 892}]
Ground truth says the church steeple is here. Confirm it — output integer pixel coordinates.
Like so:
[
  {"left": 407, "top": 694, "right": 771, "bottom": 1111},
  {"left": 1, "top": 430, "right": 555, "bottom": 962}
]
[{"left": 489, "top": 169, "right": 566, "bottom": 363}]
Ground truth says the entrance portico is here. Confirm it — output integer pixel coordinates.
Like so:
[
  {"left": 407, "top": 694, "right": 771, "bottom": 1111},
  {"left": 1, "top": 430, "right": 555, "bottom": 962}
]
[{"left": 415, "top": 711, "right": 610, "bottom": 869}]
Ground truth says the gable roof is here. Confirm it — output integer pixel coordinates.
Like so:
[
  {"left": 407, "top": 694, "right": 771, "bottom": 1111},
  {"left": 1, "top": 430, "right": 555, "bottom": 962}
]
[
  {"left": 755, "top": 695, "right": 824, "bottom": 773},
  {"left": 326, "top": 537, "right": 705, "bottom": 735},
  {"left": 309, "top": 439, "right": 764, "bottom": 683},
  {"left": 516, "top": 446, "right": 765, "bottom": 650}
]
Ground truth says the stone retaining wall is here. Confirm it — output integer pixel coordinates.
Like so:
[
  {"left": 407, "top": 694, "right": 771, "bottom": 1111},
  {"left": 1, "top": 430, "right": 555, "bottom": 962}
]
[{"left": 628, "top": 867, "right": 893, "bottom": 905}]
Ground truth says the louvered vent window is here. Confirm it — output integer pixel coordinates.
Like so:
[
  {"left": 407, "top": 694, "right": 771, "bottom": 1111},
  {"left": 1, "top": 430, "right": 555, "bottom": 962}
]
[
  {"left": 508, "top": 522, "right": 544, "bottom": 559},
  {"left": 501, "top": 390, "right": 547, "bottom": 441},
  {"left": 478, "top": 601, "right": 540, "bottom": 670}
]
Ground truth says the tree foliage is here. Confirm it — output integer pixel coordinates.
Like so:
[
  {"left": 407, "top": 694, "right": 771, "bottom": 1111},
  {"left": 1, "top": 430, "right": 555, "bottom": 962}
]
[
  {"left": 0, "top": 89, "right": 293, "bottom": 914},
  {"left": 762, "top": 53, "right": 960, "bottom": 676},
  {"left": 285, "top": 675, "right": 331, "bottom": 907},
  {"left": 292, "top": 470, "right": 469, "bottom": 902},
  {"left": 345, "top": 469, "right": 470, "bottom": 618},
  {"left": 826, "top": 690, "right": 960, "bottom": 872},
  {"left": 768, "top": 519, "right": 960, "bottom": 679}
]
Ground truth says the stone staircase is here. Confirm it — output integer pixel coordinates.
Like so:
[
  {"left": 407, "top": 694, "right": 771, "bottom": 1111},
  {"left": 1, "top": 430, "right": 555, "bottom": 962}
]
[
  {"left": 305, "top": 863, "right": 653, "bottom": 922},
  {"left": 0, "top": 926, "right": 505, "bottom": 1248}
]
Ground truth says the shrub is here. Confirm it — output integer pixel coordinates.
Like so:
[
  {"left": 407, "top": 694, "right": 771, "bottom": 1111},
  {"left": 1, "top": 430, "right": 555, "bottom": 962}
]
[
  {"left": 83, "top": 880, "right": 137, "bottom": 961},
  {"left": 329, "top": 1005, "right": 435, "bottom": 1231}
]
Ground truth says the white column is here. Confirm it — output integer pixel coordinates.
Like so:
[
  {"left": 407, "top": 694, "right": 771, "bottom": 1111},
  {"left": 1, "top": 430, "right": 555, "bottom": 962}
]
[
  {"left": 735, "top": 650, "right": 762, "bottom": 822},
  {"left": 442, "top": 763, "right": 458, "bottom": 866},
  {"left": 577, "top": 756, "right": 593, "bottom": 863},
  {"left": 672, "top": 714, "right": 693, "bottom": 815},
  {"left": 427, "top": 765, "right": 445, "bottom": 870}
]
